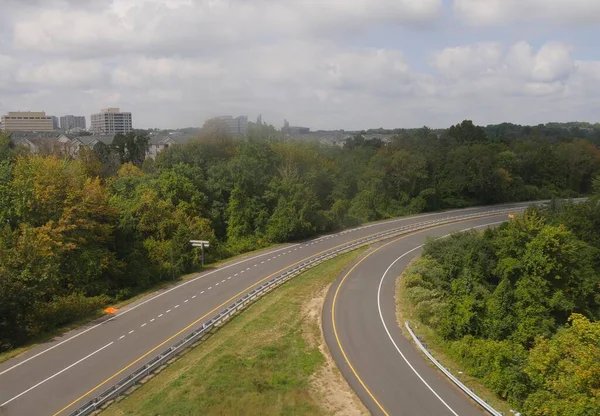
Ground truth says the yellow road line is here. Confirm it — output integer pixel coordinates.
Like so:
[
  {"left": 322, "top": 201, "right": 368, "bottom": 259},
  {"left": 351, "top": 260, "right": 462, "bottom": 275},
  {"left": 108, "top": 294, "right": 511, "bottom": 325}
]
[
  {"left": 53, "top": 219, "right": 447, "bottom": 415},
  {"left": 54, "top": 212, "right": 508, "bottom": 415},
  {"left": 330, "top": 214, "right": 509, "bottom": 415}
]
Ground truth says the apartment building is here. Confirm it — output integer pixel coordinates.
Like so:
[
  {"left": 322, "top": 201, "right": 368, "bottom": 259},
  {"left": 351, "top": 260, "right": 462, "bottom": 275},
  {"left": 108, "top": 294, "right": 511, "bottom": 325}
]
[
  {"left": 1, "top": 111, "right": 54, "bottom": 132},
  {"left": 90, "top": 108, "right": 132, "bottom": 135},
  {"left": 60, "top": 115, "right": 87, "bottom": 130}
]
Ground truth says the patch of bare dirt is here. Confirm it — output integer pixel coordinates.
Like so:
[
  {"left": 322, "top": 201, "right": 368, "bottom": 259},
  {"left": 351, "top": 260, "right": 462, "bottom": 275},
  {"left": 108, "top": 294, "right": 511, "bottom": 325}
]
[{"left": 302, "top": 285, "right": 369, "bottom": 416}]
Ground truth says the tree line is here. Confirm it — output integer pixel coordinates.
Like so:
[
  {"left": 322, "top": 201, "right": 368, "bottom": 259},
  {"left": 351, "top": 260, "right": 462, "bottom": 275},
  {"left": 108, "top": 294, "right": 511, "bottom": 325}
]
[
  {"left": 403, "top": 197, "right": 600, "bottom": 415},
  {"left": 1, "top": 120, "right": 600, "bottom": 351}
]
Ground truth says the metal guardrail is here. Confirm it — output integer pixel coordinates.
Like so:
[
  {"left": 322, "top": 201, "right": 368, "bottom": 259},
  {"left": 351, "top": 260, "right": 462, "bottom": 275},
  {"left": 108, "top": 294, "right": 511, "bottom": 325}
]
[
  {"left": 405, "top": 322, "right": 505, "bottom": 416},
  {"left": 69, "top": 206, "right": 525, "bottom": 416}
]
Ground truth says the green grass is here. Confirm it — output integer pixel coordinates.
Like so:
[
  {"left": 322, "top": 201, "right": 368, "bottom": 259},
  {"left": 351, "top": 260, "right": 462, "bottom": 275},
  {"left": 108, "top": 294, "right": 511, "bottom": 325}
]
[
  {"left": 395, "top": 261, "right": 513, "bottom": 415},
  {"left": 103, "top": 249, "right": 367, "bottom": 416}
]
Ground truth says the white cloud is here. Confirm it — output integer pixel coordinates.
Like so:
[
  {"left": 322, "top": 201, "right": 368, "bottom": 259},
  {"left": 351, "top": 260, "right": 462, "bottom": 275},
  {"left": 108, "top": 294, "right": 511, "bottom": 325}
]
[
  {"left": 433, "top": 43, "right": 503, "bottom": 78},
  {"left": 433, "top": 41, "right": 576, "bottom": 90},
  {"left": 16, "top": 60, "right": 105, "bottom": 87},
  {"left": 13, "top": 0, "right": 442, "bottom": 57},
  {"left": 0, "top": 1, "right": 598, "bottom": 129},
  {"left": 110, "top": 57, "right": 222, "bottom": 87},
  {"left": 505, "top": 42, "right": 574, "bottom": 82},
  {"left": 453, "top": 0, "right": 600, "bottom": 26}
]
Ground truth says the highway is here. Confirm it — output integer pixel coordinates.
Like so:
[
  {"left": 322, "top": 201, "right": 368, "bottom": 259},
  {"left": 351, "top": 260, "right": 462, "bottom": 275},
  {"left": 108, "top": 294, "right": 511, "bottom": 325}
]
[
  {"left": 0, "top": 204, "right": 529, "bottom": 416},
  {"left": 323, "top": 214, "right": 509, "bottom": 416}
]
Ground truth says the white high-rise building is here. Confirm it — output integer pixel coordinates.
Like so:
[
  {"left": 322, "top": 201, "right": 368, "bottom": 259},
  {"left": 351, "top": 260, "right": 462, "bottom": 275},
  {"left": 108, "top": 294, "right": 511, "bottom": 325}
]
[
  {"left": 90, "top": 108, "right": 132, "bottom": 135},
  {"left": 216, "top": 115, "right": 248, "bottom": 136}
]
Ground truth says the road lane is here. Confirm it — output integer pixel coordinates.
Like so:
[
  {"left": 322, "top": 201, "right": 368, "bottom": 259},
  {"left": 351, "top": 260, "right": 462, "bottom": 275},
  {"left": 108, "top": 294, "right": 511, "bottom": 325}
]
[
  {"left": 0, "top": 203, "right": 532, "bottom": 415},
  {"left": 324, "top": 215, "right": 508, "bottom": 416}
]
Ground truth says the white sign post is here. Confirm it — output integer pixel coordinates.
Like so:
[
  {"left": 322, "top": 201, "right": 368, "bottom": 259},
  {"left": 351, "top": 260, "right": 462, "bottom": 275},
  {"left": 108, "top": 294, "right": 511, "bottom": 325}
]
[{"left": 190, "top": 240, "right": 210, "bottom": 267}]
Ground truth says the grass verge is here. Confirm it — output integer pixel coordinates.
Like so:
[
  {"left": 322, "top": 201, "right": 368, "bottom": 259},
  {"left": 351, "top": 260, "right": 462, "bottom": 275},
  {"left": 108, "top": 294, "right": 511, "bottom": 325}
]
[
  {"left": 0, "top": 243, "right": 289, "bottom": 364},
  {"left": 103, "top": 249, "right": 368, "bottom": 416},
  {"left": 395, "top": 259, "right": 512, "bottom": 415}
]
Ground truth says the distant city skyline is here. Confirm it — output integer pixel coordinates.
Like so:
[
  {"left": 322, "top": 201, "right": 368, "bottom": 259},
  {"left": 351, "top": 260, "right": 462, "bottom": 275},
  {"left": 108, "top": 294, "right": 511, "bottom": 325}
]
[{"left": 0, "top": 1, "right": 599, "bottom": 130}]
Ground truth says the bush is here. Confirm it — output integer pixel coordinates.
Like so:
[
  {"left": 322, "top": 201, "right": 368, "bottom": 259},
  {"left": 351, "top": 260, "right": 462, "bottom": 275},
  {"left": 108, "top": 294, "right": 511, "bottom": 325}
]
[{"left": 28, "top": 293, "right": 109, "bottom": 337}]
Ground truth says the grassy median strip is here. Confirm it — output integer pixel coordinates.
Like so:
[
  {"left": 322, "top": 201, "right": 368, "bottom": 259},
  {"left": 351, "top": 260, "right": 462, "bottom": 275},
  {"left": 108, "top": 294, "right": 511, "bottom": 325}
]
[{"left": 103, "top": 249, "right": 368, "bottom": 416}]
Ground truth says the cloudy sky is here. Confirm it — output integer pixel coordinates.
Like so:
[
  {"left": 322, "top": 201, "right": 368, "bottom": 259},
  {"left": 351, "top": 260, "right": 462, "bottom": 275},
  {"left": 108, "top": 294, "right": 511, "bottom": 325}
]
[{"left": 0, "top": 0, "right": 599, "bottom": 130}]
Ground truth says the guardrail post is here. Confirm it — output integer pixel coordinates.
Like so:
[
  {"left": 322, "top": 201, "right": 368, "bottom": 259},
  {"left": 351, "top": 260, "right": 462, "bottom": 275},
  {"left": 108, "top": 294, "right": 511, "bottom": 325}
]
[{"left": 69, "top": 206, "right": 533, "bottom": 416}]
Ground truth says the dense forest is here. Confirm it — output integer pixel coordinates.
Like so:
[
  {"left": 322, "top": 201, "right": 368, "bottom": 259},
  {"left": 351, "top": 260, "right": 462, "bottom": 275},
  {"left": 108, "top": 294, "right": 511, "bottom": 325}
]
[
  {"left": 1, "top": 120, "right": 600, "bottom": 351},
  {"left": 403, "top": 198, "right": 600, "bottom": 415}
]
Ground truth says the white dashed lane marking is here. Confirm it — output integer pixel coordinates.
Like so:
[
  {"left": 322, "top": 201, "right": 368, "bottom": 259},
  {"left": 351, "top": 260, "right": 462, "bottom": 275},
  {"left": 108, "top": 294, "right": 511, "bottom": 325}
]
[{"left": 103, "top": 236, "right": 371, "bottom": 346}]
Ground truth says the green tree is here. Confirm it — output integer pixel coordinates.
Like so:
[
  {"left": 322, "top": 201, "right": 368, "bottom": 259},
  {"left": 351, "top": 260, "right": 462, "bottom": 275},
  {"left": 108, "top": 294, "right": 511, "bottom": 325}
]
[
  {"left": 112, "top": 132, "right": 150, "bottom": 167},
  {"left": 524, "top": 314, "right": 600, "bottom": 416}
]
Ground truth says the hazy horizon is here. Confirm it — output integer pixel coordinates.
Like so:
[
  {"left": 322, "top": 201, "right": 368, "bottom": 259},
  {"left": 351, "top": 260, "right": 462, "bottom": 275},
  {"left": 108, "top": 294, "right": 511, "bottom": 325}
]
[{"left": 1, "top": 0, "right": 599, "bottom": 130}]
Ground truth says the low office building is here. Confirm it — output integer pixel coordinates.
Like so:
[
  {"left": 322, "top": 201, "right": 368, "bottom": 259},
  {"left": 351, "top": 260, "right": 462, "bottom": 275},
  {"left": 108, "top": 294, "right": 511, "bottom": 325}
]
[
  {"left": 1, "top": 111, "right": 54, "bottom": 132},
  {"left": 90, "top": 108, "right": 132, "bottom": 135}
]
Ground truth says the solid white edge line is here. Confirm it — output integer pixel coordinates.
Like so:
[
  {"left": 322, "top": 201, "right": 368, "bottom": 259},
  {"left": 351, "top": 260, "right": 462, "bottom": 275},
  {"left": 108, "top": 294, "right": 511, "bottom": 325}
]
[
  {"left": 0, "top": 200, "right": 538, "bottom": 377},
  {"left": 0, "top": 242, "right": 301, "bottom": 376},
  {"left": 374, "top": 220, "right": 506, "bottom": 415},
  {"left": 376, "top": 245, "right": 459, "bottom": 415},
  {"left": 0, "top": 342, "right": 114, "bottom": 407}
]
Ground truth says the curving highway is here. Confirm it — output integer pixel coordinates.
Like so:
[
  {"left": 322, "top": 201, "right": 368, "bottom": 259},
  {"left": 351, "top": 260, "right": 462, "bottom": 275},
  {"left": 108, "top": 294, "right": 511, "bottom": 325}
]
[
  {"left": 323, "top": 214, "right": 511, "bottom": 416},
  {"left": 0, "top": 204, "right": 530, "bottom": 416}
]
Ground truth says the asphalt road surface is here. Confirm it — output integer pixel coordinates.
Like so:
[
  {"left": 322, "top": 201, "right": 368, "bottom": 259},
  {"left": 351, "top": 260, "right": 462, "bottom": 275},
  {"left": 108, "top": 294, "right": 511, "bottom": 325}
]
[
  {"left": 0, "top": 204, "right": 529, "bottom": 415},
  {"left": 323, "top": 214, "right": 510, "bottom": 416}
]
